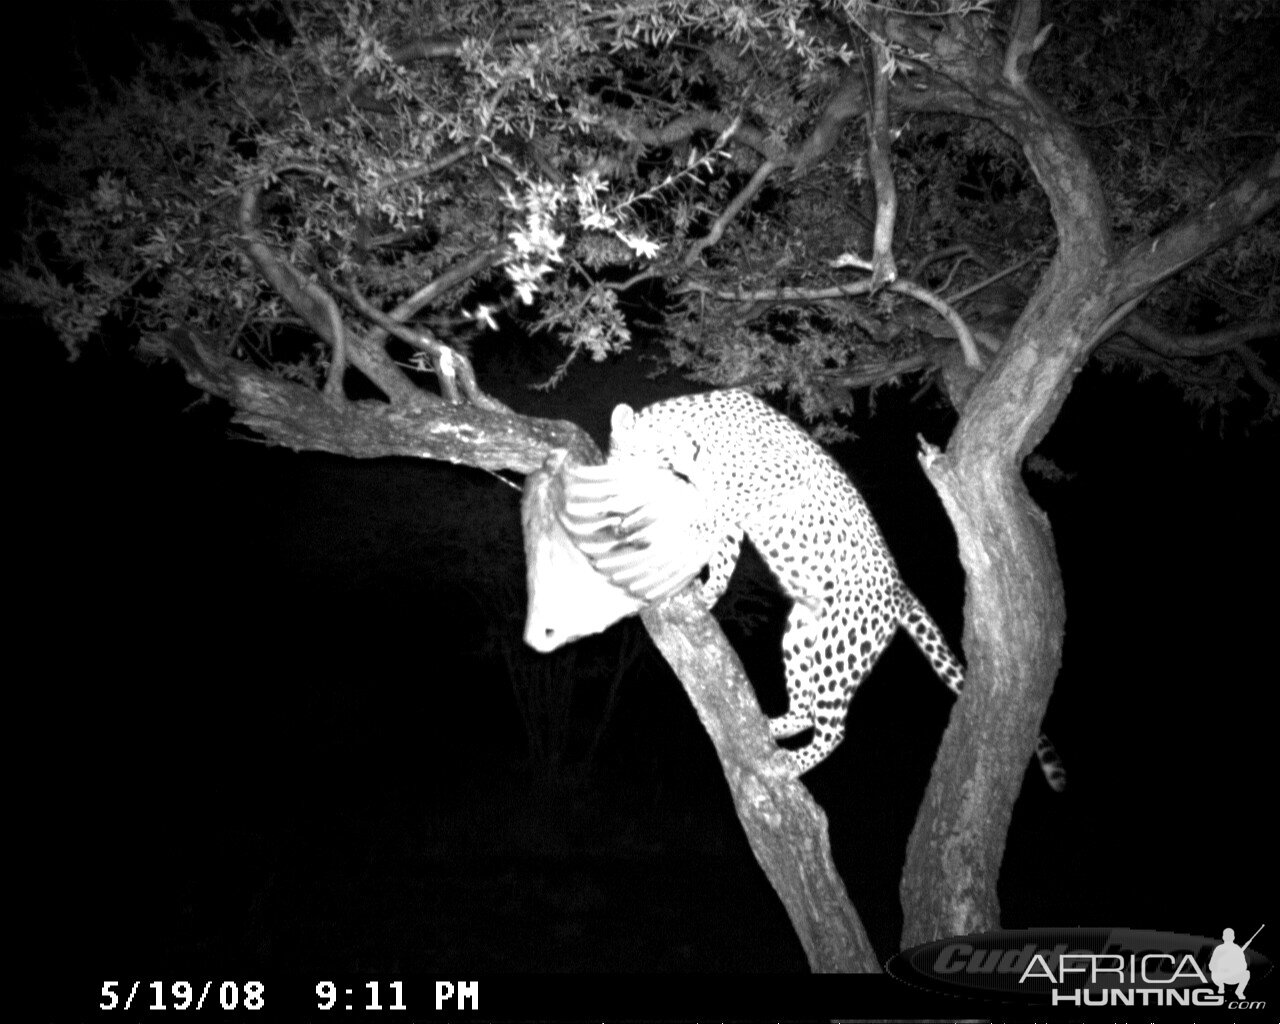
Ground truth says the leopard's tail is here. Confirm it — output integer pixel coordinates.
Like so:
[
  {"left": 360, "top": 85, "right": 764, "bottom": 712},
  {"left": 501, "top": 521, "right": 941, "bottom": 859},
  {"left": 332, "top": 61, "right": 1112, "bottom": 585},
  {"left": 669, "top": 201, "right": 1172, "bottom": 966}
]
[{"left": 900, "top": 590, "right": 1067, "bottom": 792}]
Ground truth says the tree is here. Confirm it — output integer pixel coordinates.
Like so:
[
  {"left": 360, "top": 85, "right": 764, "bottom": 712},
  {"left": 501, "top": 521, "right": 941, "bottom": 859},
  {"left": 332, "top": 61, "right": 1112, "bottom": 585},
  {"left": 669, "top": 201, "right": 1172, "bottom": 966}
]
[{"left": 9, "top": 0, "right": 1277, "bottom": 972}]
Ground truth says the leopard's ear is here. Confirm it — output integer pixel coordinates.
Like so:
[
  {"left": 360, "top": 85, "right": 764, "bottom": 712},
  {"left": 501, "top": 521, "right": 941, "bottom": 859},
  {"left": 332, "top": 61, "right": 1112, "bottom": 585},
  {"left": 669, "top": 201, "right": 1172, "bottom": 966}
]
[{"left": 610, "top": 403, "right": 636, "bottom": 433}]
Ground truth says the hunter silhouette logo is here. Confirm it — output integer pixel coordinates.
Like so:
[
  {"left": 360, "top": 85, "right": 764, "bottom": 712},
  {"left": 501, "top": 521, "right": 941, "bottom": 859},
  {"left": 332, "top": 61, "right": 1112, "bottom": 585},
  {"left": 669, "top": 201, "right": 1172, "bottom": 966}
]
[{"left": 1211, "top": 925, "right": 1263, "bottom": 999}]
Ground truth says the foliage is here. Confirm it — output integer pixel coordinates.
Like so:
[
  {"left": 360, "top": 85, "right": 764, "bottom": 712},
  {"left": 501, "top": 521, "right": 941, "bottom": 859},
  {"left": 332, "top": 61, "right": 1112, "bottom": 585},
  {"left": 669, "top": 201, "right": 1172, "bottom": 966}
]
[
  {"left": 5, "top": 0, "right": 1276, "bottom": 421},
  {"left": 1041, "top": 1, "right": 1278, "bottom": 411}
]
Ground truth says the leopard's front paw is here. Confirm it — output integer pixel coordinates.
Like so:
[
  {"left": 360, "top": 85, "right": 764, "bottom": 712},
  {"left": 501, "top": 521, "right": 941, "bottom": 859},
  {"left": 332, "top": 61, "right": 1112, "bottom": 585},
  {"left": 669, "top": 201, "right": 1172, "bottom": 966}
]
[{"left": 764, "top": 747, "right": 803, "bottom": 782}]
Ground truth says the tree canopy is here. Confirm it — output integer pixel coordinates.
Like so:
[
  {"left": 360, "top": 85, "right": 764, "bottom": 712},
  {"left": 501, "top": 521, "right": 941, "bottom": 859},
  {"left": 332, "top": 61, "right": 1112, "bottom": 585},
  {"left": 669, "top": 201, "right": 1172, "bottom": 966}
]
[
  {"left": 9, "top": 0, "right": 1278, "bottom": 974},
  {"left": 10, "top": 0, "right": 1275, "bottom": 430}
]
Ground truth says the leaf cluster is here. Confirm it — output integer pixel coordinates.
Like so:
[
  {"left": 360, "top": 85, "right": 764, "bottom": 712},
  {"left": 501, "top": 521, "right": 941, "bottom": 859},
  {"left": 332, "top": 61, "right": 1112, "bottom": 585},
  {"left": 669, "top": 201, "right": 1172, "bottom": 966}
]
[{"left": 4, "top": 0, "right": 1275, "bottom": 424}]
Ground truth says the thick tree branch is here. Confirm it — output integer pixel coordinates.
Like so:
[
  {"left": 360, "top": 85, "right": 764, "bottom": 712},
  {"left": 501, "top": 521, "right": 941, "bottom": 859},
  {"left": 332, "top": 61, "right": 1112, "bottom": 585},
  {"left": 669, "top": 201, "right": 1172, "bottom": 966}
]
[
  {"left": 639, "top": 594, "right": 878, "bottom": 972},
  {"left": 1109, "top": 150, "right": 1280, "bottom": 309},
  {"left": 164, "top": 329, "right": 590, "bottom": 472}
]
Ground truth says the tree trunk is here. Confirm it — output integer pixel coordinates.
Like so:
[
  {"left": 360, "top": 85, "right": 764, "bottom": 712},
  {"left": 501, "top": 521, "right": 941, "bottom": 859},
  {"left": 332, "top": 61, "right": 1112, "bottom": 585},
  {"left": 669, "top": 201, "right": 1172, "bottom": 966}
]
[
  {"left": 898, "top": 141, "right": 1278, "bottom": 946},
  {"left": 900, "top": 256, "right": 1111, "bottom": 944},
  {"left": 890, "top": 2, "right": 1127, "bottom": 944}
]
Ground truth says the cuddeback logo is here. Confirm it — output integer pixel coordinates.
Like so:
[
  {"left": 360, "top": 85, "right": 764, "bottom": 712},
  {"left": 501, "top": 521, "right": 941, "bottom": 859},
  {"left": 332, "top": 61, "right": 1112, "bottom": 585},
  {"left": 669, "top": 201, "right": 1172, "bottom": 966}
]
[{"left": 886, "top": 925, "right": 1270, "bottom": 1009}]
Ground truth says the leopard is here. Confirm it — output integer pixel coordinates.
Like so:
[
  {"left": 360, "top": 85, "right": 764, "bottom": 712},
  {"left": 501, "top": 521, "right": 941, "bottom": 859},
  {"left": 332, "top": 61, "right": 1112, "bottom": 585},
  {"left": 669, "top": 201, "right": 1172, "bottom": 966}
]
[{"left": 560, "top": 388, "right": 1065, "bottom": 788}]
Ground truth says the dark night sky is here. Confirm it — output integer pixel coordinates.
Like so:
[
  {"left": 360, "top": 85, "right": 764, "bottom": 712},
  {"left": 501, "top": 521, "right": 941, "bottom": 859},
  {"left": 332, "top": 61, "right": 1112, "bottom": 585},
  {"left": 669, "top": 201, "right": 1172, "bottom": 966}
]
[
  {"left": 18, "top": 316, "right": 1277, "bottom": 977},
  {"left": 9, "top": 0, "right": 1278, "bottom": 1009}
]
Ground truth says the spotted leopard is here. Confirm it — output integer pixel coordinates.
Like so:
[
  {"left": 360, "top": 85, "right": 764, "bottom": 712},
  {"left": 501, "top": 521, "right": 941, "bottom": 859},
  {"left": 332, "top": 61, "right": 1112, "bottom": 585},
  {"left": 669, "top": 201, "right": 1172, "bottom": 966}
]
[{"left": 561, "top": 389, "right": 1065, "bottom": 788}]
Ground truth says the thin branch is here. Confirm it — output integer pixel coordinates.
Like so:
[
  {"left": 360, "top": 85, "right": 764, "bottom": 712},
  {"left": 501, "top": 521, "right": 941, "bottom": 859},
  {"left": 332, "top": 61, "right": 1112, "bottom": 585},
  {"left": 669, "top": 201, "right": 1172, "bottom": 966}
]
[
  {"left": 682, "top": 266, "right": 980, "bottom": 369},
  {"left": 235, "top": 181, "right": 421, "bottom": 406},
  {"left": 807, "top": 351, "right": 934, "bottom": 390},
  {"left": 377, "top": 144, "right": 476, "bottom": 190},
  {"left": 864, "top": 23, "right": 898, "bottom": 289},
  {"left": 1234, "top": 344, "right": 1280, "bottom": 402},
  {"left": 336, "top": 277, "right": 512, "bottom": 414},
  {"left": 1001, "top": 0, "right": 1051, "bottom": 88},
  {"left": 603, "top": 63, "right": 867, "bottom": 184},
  {"left": 1112, "top": 311, "right": 1280, "bottom": 358},
  {"left": 602, "top": 109, "right": 789, "bottom": 165},
  {"left": 910, "top": 243, "right": 992, "bottom": 282},
  {"left": 893, "top": 279, "right": 981, "bottom": 369},
  {"left": 323, "top": 287, "right": 347, "bottom": 398},
  {"left": 945, "top": 250, "right": 1045, "bottom": 305},
  {"left": 1104, "top": 333, "right": 1271, "bottom": 402},
  {"left": 680, "top": 271, "right": 980, "bottom": 368},
  {"left": 381, "top": 246, "right": 506, "bottom": 333},
  {"left": 678, "top": 277, "right": 875, "bottom": 303},
  {"left": 682, "top": 159, "right": 780, "bottom": 268},
  {"left": 389, "top": 29, "right": 543, "bottom": 66}
]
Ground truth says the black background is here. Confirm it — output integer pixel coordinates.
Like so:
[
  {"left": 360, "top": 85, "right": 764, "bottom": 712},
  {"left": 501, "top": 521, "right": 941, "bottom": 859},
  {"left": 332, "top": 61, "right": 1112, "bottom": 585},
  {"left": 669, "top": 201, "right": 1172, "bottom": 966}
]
[{"left": 8, "top": 1, "right": 1276, "bottom": 1012}]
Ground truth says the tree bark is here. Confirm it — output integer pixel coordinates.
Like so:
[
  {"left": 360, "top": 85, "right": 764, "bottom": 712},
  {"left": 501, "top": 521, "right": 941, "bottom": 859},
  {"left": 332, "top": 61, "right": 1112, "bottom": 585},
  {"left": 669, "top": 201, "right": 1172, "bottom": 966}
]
[
  {"left": 164, "top": 329, "right": 592, "bottom": 471},
  {"left": 892, "top": 4, "right": 1279, "bottom": 946},
  {"left": 641, "top": 594, "right": 879, "bottom": 972},
  {"left": 901, "top": 258, "right": 1102, "bottom": 944}
]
